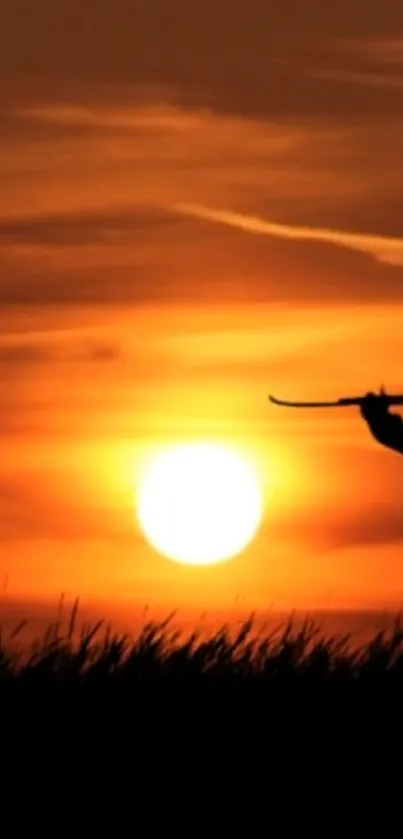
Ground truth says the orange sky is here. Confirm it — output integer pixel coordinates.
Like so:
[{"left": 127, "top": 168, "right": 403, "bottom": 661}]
[{"left": 1, "top": 2, "right": 403, "bottom": 618}]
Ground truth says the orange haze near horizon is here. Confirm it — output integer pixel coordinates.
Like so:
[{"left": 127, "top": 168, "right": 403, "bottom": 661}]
[{"left": 1, "top": 1, "right": 403, "bottom": 622}]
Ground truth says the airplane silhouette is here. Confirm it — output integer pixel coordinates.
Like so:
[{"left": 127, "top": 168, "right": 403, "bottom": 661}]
[{"left": 269, "top": 388, "right": 403, "bottom": 456}]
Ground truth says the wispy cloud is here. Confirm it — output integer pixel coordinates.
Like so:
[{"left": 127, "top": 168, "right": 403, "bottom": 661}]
[
  {"left": 14, "top": 104, "right": 205, "bottom": 132},
  {"left": 336, "top": 36, "right": 403, "bottom": 67},
  {"left": 170, "top": 202, "right": 403, "bottom": 266},
  {"left": 311, "top": 69, "right": 403, "bottom": 90}
]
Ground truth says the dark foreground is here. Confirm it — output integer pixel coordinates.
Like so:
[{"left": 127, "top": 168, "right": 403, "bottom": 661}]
[{"left": 2, "top": 607, "right": 403, "bottom": 802}]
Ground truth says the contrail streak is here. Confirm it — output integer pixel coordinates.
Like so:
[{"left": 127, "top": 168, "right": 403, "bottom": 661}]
[{"left": 170, "top": 202, "right": 403, "bottom": 266}]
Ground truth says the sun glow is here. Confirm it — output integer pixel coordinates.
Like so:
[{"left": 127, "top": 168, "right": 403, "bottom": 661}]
[{"left": 137, "top": 443, "right": 263, "bottom": 566}]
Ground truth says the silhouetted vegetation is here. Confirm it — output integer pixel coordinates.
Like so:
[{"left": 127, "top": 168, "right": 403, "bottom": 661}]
[
  {"left": 2, "top": 601, "right": 402, "bottom": 780},
  {"left": 2, "top": 600, "right": 403, "bottom": 698}
]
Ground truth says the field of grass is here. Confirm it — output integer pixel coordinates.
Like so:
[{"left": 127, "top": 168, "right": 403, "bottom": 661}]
[
  {"left": 2, "top": 600, "right": 402, "bottom": 782},
  {"left": 2, "top": 599, "right": 403, "bottom": 698}
]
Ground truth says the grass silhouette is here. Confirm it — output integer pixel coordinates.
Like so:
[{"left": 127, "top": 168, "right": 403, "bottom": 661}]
[
  {"left": 2, "top": 599, "right": 402, "bottom": 779},
  {"left": 2, "top": 599, "right": 403, "bottom": 696}
]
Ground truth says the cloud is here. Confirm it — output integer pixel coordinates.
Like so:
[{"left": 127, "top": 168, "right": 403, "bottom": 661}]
[
  {"left": 0, "top": 476, "right": 134, "bottom": 542},
  {"left": 313, "top": 509, "right": 403, "bottom": 550},
  {"left": 0, "top": 19, "right": 402, "bottom": 310},
  {"left": 1, "top": 98, "right": 402, "bottom": 238},
  {"left": 0, "top": 1, "right": 401, "bottom": 126},
  {"left": 0, "top": 207, "right": 177, "bottom": 246},
  {"left": 273, "top": 511, "right": 403, "bottom": 552},
  {"left": 269, "top": 440, "right": 403, "bottom": 552},
  {"left": 311, "top": 69, "right": 403, "bottom": 90},
  {"left": 0, "top": 344, "right": 52, "bottom": 366},
  {"left": 170, "top": 202, "right": 403, "bottom": 266},
  {"left": 335, "top": 37, "right": 403, "bottom": 67},
  {"left": 0, "top": 336, "right": 123, "bottom": 373},
  {"left": 15, "top": 104, "right": 205, "bottom": 132},
  {"left": 2, "top": 207, "right": 403, "bottom": 308}
]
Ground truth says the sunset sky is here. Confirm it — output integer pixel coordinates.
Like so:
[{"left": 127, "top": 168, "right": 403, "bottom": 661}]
[{"left": 1, "top": 1, "right": 403, "bottom": 619}]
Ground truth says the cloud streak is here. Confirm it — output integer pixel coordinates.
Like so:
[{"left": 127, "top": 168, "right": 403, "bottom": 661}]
[{"left": 170, "top": 202, "right": 403, "bottom": 266}]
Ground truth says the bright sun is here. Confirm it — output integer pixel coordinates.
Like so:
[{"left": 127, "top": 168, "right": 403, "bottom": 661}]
[{"left": 137, "top": 443, "right": 263, "bottom": 566}]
